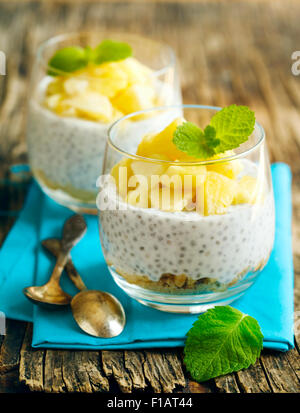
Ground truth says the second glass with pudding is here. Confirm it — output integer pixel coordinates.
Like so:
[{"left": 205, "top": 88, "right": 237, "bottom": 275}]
[
  {"left": 27, "top": 32, "right": 181, "bottom": 213},
  {"left": 98, "top": 105, "right": 275, "bottom": 313}
]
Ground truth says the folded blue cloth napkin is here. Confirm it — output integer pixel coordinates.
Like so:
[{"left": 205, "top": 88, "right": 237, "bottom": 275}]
[{"left": 0, "top": 163, "right": 294, "bottom": 351}]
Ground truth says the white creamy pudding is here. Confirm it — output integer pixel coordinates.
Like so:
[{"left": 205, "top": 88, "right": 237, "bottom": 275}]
[
  {"left": 99, "top": 162, "right": 274, "bottom": 292},
  {"left": 27, "top": 101, "right": 108, "bottom": 201}
]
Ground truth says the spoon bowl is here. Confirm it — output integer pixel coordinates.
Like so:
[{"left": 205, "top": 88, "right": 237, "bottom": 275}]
[
  {"left": 23, "top": 285, "right": 71, "bottom": 307},
  {"left": 71, "top": 290, "right": 126, "bottom": 338}
]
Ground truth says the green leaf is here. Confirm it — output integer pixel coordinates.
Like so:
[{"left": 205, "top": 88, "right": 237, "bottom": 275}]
[
  {"left": 184, "top": 306, "right": 263, "bottom": 382},
  {"left": 172, "top": 104, "right": 255, "bottom": 159},
  {"left": 93, "top": 40, "right": 132, "bottom": 65},
  {"left": 48, "top": 47, "right": 88, "bottom": 75},
  {"left": 47, "top": 40, "right": 132, "bottom": 76},
  {"left": 211, "top": 104, "right": 255, "bottom": 153},
  {"left": 173, "top": 122, "right": 220, "bottom": 159}
]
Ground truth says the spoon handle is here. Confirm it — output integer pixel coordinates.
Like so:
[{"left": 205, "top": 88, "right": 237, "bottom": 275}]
[
  {"left": 42, "top": 238, "right": 87, "bottom": 291},
  {"left": 49, "top": 249, "right": 70, "bottom": 285},
  {"left": 47, "top": 214, "right": 86, "bottom": 283},
  {"left": 61, "top": 214, "right": 87, "bottom": 252}
]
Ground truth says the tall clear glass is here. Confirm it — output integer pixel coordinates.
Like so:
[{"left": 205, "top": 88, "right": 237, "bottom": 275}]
[
  {"left": 26, "top": 32, "right": 181, "bottom": 214},
  {"left": 98, "top": 105, "right": 275, "bottom": 313}
]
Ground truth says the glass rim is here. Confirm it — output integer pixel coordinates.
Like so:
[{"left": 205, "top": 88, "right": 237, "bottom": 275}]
[
  {"left": 107, "top": 104, "right": 265, "bottom": 165},
  {"left": 36, "top": 31, "right": 176, "bottom": 78}
]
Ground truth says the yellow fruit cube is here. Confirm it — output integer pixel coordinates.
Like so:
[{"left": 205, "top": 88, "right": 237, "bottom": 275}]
[
  {"left": 111, "top": 158, "right": 132, "bottom": 199},
  {"left": 162, "top": 165, "right": 206, "bottom": 205},
  {"left": 127, "top": 187, "right": 149, "bottom": 209},
  {"left": 63, "top": 77, "right": 89, "bottom": 95},
  {"left": 136, "top": 118, "right": 196, "bottom": 161},
  {"left": 112, "top": 84, "right": 155, "bottom": 114},
  {"left": 204, "top": 172, "right": 237, "bottom": 215},
  {"left": 150, "top": 187, "right": 188, "bottom": 212},
  {"left": 108, "top": 108, "right": 124, "bottom": 123},
  {"left": 46, "top": 78, "right": 64, "bottom": 95},
  {"left": 65, "top": 92, "right": 113, "bottom": 122},
  {"left": 130, "top": 160, "right": 166, "bottom": 177},
  {"left": 207, "top": 151, "right": 243, "bottom": 179},
  {"left": 89, "top": 62, "right": 129, "bottom": 98},
  {"left": 44, "top": 94, "right": 62, "bottom": 110},
  {"left": 119, "top": 57, "right": 154, "bottom": 85},
  {"left": 234, "top": 175, "right": 258, "bottom": 204},
  {"left": 59, "top": 106, "right": 77, "bottom": 117},
  {"left": 165, "top": 165, "right": 206, "bottom": 180},
  {"left": 127, "top": 175, "right": 149, "bottom": 208}
]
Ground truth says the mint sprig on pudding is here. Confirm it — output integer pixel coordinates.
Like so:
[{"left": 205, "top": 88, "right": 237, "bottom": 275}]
[
  {"left": 48, "top": 39, "right": 133, "bottom": 75},
  {"left": 173, "top": 104, "right": 255, "bottom": 159}
]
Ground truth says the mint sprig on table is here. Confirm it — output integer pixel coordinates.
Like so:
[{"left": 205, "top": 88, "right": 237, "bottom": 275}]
[
  {"left": 184, "top": 306, "right": 263, "bottom": 382},
  {"left": 48, "top": 39, "right": 132, "bottom": 75},
  {"left": 173, "top": 104, "right": 255, "bottom": 159}
]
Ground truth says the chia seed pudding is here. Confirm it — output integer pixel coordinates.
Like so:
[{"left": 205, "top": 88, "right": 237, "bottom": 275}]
[
  {"left": 27, "top": 56, "right": 180, "bottom": 212},
  {"left": 27, "top": 90, "right": 178, "bottom": 208},
  {"left": 99, "top": 160, "right": 275, "bottom": 293}
]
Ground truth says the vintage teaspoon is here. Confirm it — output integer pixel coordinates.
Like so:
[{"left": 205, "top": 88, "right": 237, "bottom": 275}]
[
  {"left": 23, "top": 214, "right": 87, "bottom": 307},
  {"left": 42, "top": 238, "right": 125, "bottom": 338}
]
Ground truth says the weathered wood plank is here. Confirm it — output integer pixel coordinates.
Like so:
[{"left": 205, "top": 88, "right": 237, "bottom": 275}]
[
  {"left": 0, "top": 368, "right": 28, "bottom": 393},
  {"left": 102, "top": 350, "right": 133, "bottom": 393},
  {"left": 19, "top": 324, "right": 45, "bottom": 392},
  {"left": 0, "top": 319, "right": 27, "bottom": 373},
  {"left": 61, "top": 351, "right": 109, "bottom": 393},
  {"left": 214, "top": 374, "right": 241, "bottom": 393},
  {"left": 143, "top": 350, "right": 186, "bottom": 393},
  {"left": 44, "top": 350, "right": 66, "bottom": 393},
  {"left": 285, "top": 346, "right": 300, "bottom": 383},
  {"left": 236, "top": 360, "right": 272, "bottom": 393},
  {"left": 0, "top": 0, "right": 299, "bottom": 394},
  {"left": 260, "top": 351, "right": 300, "bottom": 393},
  {"left": 124, "top": 350, "right": 147, "bottom": 391}
]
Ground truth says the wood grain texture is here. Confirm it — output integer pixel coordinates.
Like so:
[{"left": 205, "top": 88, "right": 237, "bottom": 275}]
[
  {"left": 0, "top": 320, "right": 27, "bottom": 373},
  {"left": 19, "top": 325, "right": 45, "bottom": 392},
  {"left": 0, "top": 0, "right": 299, "bottom": 393}
]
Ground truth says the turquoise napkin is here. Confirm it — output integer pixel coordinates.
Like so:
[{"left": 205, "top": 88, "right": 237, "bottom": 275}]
[{"left": 0, "top": 163, "right": 294, "bottom": 351}]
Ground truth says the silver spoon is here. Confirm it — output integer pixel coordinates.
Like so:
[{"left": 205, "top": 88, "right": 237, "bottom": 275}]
[
  {"left": 42, "top": 238, "right": 126, "bottom": 338},
  {"left": 23, "top": 214, "right": 87, "bottom": 308}
]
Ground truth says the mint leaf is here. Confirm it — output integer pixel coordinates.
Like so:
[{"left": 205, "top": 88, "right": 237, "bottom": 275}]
[
  {"left": 173, "top": 122, "right": 220, "bottom": 158},
  {"left": 93, "top": 40, "right": 132, "bottom": 65},
  {"left": 184, "top": 306, "right": 263, "bottom": 382},
  {"left": 48, "top": 47, "right": 88, "bottom": 75},
  {"left": 47, "top": 40, "right": 132, "bottom": 76},
  {"left": 172, "top": 104, "right": 255, "bottom": 159},
  {"left": 211, "top": 104, "right": 255, "bottom": 153}
]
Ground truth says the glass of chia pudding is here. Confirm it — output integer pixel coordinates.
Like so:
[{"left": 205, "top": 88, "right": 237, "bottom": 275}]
[
  {"left": 26, "top": 32, "right": 181, "bottom": 214},
  {"left": 98, "top": 104, "right": 275, "bottom": 313}
]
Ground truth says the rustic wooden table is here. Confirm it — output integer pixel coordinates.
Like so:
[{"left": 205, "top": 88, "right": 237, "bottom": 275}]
[{"left": 0, "top": 0, "right": 299, "bottom": 393}]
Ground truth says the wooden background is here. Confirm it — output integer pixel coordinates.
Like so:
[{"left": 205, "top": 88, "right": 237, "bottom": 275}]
[{"left": 0, "top": 0, "right": 299, "bottom": 393}]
